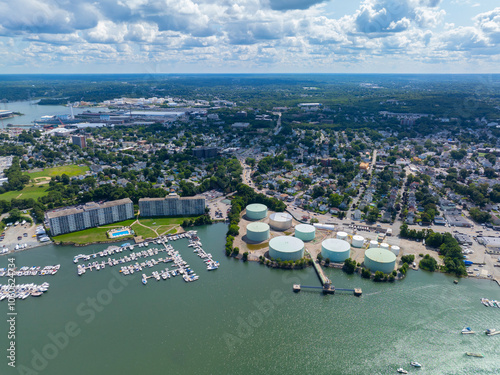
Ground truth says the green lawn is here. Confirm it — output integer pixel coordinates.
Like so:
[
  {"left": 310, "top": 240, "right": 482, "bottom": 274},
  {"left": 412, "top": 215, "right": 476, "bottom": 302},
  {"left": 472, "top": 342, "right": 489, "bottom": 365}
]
[
  {"left": 131, "top": 223, "right": 157, "bottom": 239},
  {"left": 51, "top": 216, "right": 199, "bottom": 244},
  {"left": 0, "top": 184, "right": 49, "bottom": 201},
  {"left": 25, "top": 165, "right": 90, "bottom": 181},
  {"left": 52, "top": 219, "right": 136, "bottom": 244}
]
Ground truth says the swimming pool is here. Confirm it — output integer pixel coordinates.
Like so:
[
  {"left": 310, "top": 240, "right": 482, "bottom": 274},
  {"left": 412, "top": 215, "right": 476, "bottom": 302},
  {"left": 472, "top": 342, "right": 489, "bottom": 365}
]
[{"left": 109, "top": 229, "right": 131, "bottom": 238}]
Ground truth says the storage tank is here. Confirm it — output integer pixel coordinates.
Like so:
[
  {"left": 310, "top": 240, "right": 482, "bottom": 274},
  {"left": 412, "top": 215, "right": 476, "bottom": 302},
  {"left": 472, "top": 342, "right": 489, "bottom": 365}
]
[
  {"left": 352, "top": 235, "right": 365, "bottom": 248},
  {"left": 269, "top": 236, "right": 304, "bottom": 261},
  {"left": 380, "top": 243, "right": 390, "bottom": 250},
  {"left": 321, "top": 239, "right": 351, "bottom": 263},
  {"left": 269, "top": 213, "right": 293, "bottom": 231},
  {"left": 369, "top": 240, "right": 379, "bottom": 248},
  {"left": 313, "top": 223, "right": 335, "bottom": 231},
  {"left": 364, "top": 248, "right": 396, "bottom": 274},
  {"left": 246, "top": 222, "right": 270, "bottom": 243},
  {"left": 336, "top": 231, "right": 348, "bottom": 240},
  {"left": 390, "top": 245, "right": 400, "bottom": 256},
  {"left": 245, "top": 203, "right": 268, "bottom": 220},
  {"left": 294, "top": 224, "right": 316, "bottom": 242}
]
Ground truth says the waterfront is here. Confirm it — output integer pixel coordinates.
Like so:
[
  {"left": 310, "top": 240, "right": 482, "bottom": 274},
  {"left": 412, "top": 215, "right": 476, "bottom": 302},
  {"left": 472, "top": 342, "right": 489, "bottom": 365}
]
[
  {"left": 0, "top": 223, "right": 499, "bottom": 375},
  {"left": 0, "top": 101, "right": 108, "bottom": 128}
]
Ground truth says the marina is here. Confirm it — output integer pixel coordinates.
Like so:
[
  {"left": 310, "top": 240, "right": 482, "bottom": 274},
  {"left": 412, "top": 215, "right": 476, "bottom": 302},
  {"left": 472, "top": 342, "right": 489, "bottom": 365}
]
[{"left": 75, "top": 231, "right": 219, "bottom": 285}]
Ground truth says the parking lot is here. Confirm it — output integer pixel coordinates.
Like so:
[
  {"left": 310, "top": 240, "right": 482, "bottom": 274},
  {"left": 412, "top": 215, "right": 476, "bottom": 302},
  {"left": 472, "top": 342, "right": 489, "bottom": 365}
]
[{"left": 1, "top": 221, "right": 45, "bottom": 255}]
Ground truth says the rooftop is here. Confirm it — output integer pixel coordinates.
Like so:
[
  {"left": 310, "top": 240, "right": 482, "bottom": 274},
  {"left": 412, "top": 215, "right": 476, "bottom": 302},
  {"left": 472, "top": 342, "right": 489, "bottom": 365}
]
[{"left": 46, "top": 198, "right": 132, "bottom": 219}]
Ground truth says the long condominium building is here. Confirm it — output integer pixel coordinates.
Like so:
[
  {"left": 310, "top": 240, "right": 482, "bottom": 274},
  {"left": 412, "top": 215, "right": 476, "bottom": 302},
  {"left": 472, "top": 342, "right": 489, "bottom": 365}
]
[
  {"left": 46, "top": 198, "right": 134, "bottom": 236},
  {"left": 139, "top": 193, "right": 205, "bottom": 217}
]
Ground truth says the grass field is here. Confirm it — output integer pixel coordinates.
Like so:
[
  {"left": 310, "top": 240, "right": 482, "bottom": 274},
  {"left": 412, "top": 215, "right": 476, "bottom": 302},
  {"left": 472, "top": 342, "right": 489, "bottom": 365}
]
[
  {"left": 0, "top": 165, "right": 90, "bottom": 202},
  {"left": 53, "top": 219, "right": 136, "bottom": 244},
  {"left": 51, "top": 216, "right": 197, "bottom": 244},
  {"left": 0, "top": 184, "right": 49, "bottom": 201},
  {"left": 25, "top": 165, "right": 90, "bottom": 181}
]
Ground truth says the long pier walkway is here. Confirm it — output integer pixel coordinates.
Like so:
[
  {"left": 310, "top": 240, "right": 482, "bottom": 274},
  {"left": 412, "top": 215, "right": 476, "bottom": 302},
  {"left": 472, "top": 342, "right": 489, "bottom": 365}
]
[
  {"left": 294, "top": 251, "right": 362, "bottom": 296},
  {"left": 311, "top": 259, "right": 330, "bottom": 286}
]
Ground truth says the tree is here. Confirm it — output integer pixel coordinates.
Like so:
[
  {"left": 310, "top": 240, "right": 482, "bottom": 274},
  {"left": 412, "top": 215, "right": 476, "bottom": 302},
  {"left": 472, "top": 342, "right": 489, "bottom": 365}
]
[
  {"left": 242, "top": 252, "right": 249, "bottom": 261},
  {"left": 419, "top": 254, "right": 438, "bottom": 272},
  {"left": 361, "top": 268, "right": 371, "bottom": 279},
  {"left": 328, "top": 193, "right": 343, "bottom": 208},
  {"left": 401, "top": 254, "right": 415, "bottom": 264},
  {"left": 312, "top": 185, "right": 325, "bottom": 199},
  {"left": 61, "top": 173, "right": 70, "bottom": 185},
  {"left": 343, "top": 258, "right": 357, "bottom": 274},
  {"left": 245, "top": 157, "right": 256, "bottom": 168},
  {"left": 227, "top": 224, "right": 239, "bottom": 236},
  {"left": 374, "top": 271, "right": 385, "bottom": 281},
  {"left": 367, "top": 207, "right": 379, "bottom": 222},
  {"left": 469, "top": 208, "right": 491, "bottom": 223}
]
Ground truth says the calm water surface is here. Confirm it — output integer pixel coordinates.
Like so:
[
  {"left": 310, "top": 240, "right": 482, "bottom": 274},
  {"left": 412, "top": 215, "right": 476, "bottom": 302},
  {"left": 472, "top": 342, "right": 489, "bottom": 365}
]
[
  {"left": 0, "top": 101, "right": 109, "bottom": 128},
  {"left": 0, "top": 223, "right": 499, "bottom": 375}
]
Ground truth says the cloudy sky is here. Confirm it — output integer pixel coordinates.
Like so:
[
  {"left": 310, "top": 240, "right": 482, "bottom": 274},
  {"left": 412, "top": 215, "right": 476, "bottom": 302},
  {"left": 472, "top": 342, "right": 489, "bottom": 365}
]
[{"left": 0, "top": 0, "right": 499, "bottom": 74}]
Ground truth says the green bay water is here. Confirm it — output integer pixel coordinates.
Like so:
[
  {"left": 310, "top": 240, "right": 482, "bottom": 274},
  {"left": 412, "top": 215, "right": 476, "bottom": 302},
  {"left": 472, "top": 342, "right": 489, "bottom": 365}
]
[{"left": 1, "top": 223, "right": 499, "bottom": 375}]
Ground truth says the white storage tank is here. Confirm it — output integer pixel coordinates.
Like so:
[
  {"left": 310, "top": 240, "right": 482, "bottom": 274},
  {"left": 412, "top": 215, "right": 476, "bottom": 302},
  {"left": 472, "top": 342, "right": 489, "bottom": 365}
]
[
  {"left": 269, "top": 213, "right": 293, "bottom": 231},
  {"left": 321, "top": 239, "right": 351, "bottom": 263},
  {"left": 336, "top": 231, "right": 348, "bottom": 240},
  {"left": 364, "top": 248, "right": 396, "bottom": 274},
  {"left": 245, "top": 203, "right": 268, "bottom": 220},
  {"left": 246, "top": 222, "right": 270, "bottom": 243},
  {"left": 391, "top": 245, "right": 400, "bottom": 256},
  {"left": 369, "top": 240, "right": 379, "bottom": 248},
  {"left": 269, "top": 236, "right": 304, "bottom": 261},
  {"left": 352, "top": 235, "right": 365, "bottom": 248},
  {"left": 313, "top": 223, "right": 335, "bottom": 231},
  {"left": 380, "top": 243, "right": 390, "bottom": 250},
  {"left": 294, "top": 224, "right": 316, "bottom": 242}
]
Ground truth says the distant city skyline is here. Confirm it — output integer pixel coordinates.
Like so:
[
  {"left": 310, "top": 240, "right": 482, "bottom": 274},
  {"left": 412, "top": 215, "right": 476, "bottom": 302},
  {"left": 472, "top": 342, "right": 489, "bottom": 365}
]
[{"left": 0, "top": 0, "right": 499, "bottom": 74}]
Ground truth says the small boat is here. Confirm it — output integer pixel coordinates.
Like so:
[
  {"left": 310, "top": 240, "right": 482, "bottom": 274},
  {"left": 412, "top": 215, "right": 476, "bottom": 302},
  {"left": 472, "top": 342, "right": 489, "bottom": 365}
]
[
  {"left": 397, "top": 369, "right": 408, "bottom": 374},
  {"left": 410, "top": 361, "right": 422, "bottom": 368},
  {"left": 485, "top": 329, "right": 499, "bottom": 336},
  {"left": 465, "top": 352, "right": 484, "bottom": 358},
  {"left": 461, "top": 327, "right": 475, "bottom": 334}
]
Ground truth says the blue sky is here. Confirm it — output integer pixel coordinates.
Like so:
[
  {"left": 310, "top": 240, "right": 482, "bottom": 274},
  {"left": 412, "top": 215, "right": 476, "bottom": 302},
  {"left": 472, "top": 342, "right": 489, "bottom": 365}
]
[{"left": 0, "top": 0, "right": 498, "bottom": 74}]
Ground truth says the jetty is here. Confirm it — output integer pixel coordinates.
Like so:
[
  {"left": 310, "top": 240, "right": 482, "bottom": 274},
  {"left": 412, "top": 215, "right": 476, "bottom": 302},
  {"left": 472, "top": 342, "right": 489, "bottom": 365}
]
[{"left": 293, "top": 258, "right": 362, "bottom": 296}]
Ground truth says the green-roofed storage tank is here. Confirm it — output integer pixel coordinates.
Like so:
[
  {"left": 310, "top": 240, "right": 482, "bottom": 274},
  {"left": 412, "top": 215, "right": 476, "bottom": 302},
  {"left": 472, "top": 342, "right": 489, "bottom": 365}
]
[
  {"left": 245, "top": 203, "right": 268, "bottom": 220},
  {"left": 321, "top": 239, "right": 351, "bottom": 263},
  {"left": 246, "top": 222, "right": 270, "bottom": 242},
  {"left": 269, "top": 236, "right": 304, "bottom": 261},
  {"left": 294, "top": 224, "right": 316, "bottom": 242},
  {"left": 364, "top": 248, "right": 396, "bottom": 274}
]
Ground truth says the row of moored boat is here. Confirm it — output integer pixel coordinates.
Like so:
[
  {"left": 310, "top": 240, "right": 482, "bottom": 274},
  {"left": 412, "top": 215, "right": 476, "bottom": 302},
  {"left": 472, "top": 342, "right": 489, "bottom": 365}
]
[
  {"left": 481, "top": 298, "right": 500, "bottom": 308},
  {"left": 0, "top": 282, "right": 50, "bottom": 300},
  {"left": 0, "top": 265, "right": 60, "bottom": 277}
]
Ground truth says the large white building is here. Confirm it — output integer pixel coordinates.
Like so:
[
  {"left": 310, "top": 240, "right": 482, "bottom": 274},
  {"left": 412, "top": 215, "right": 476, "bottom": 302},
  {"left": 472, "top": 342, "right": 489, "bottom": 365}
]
[
  {"left": 139, "top": 193, "right": 205, "bottom": 217},
  {"left": 46, "top": 198, "right": 134, "bottom": 236}
]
